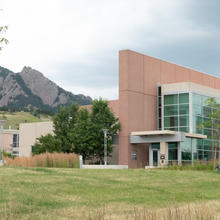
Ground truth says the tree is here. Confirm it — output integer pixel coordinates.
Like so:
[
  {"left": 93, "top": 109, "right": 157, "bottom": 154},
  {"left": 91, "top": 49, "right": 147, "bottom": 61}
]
[
  {"left": 72, "top": 108, "right": 94, "bottom": 161},
  {"left": 32, "top": 99, "right": 120, "bottom": 163},
  {"left": 32, "top": 134, "right": 61, "bottom": 155},
  {"left": 53, "top": 103, "right": 79, "bottom": 153},
  {"left": 0, "top": 25, "right": 8, "bottom": 51},
  {"left": 200, "top": 97, "right": 220, "bottom": 169},
  {"left": 90, "top": 98, "right": 120, "bottom": 163}
]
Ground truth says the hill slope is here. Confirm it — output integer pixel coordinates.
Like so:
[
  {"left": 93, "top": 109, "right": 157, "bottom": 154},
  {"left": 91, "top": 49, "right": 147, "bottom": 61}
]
[
  {"left": 0, "top": 111, "right": 51, "bottom": 129},
  {"left": 0, "top": 66, "right": 92, "bottom": 111}
]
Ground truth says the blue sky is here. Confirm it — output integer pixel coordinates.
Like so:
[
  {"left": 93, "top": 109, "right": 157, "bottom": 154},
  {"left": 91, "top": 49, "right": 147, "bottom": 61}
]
[{"left": 1, "top": 0, "right": 220, "bottom": 99}]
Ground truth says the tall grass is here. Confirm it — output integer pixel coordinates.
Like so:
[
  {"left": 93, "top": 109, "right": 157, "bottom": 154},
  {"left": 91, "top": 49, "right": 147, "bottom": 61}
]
[
  {"left": 3, "top": 152, "right": 79, "bottom": 168},
  {"left": 0, "top": 201, "right": 219, "bottom": 219}
]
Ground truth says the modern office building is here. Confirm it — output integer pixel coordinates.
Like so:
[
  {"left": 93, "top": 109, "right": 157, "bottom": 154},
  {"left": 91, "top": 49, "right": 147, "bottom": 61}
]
[{"left": 108, "top": 50, "right": 220, "bottom": 168}]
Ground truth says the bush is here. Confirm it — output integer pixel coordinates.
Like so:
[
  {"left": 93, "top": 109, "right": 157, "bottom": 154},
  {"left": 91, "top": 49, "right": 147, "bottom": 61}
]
[
  {"left": 3, "top": 152, "right": 79, "bottom": 168},
  {"left": 165, "top": 161, "right": 214, "bottom": 171}
]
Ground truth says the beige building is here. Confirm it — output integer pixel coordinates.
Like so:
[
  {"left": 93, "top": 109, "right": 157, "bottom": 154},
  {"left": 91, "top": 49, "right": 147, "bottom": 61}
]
[
  {"left": 19, "top": 121, "right": 53, "bottom": 157},
  {"left": 1, "top": 129, "right": 20, "bottom": 156}
]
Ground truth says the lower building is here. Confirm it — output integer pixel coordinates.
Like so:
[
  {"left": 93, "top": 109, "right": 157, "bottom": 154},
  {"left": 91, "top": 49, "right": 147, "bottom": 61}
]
[
  {"left": 19, "top": 121, "right": 53, "bottom": 157},
  {"left": 0, "top": 129, "right": 19, "bottom": 156}
]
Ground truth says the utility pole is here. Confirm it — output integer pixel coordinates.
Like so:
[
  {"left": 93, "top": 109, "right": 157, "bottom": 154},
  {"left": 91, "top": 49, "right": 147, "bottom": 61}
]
[
  {"left": 0, "top": 120, "right": 6, "bottom": 165},
  {"left": 103, "top": 129, "right": 108, "bottom": 165}
]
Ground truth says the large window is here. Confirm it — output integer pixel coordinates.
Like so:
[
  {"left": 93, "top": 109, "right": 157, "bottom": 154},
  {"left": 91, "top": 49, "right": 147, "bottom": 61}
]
[
  {"left": 164, "top": 93, "right": 189, "bottom": 132},
  {"left": 168, "top": 142, "right": 178, "bottom": 161}
]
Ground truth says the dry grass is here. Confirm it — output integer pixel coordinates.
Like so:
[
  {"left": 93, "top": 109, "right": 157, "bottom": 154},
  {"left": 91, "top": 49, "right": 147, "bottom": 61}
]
[
  {"left": 3, "top": 152, "right": 79, "bottom": 168},
  {"left": 1, "top": 168, "right": 220, "bottom": 219},
  {"left": 1, "top": 201, "right": 220, "bottom": 219}
]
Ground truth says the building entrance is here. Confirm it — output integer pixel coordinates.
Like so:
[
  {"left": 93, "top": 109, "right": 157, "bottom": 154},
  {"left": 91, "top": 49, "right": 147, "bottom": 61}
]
[
  {"left": 153, "top": 150, "right": 159, "bottom": 166},
  {"left": 151, "top": 143, "right": 160, "bottom": 167}
]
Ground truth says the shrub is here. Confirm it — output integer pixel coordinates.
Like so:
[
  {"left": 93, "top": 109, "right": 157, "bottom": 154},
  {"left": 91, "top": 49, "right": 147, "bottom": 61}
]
[
  {"left": 3, "top": 152, "right": 79, "bottom": 168},
  {"left": 165, "top": 161, "right": 214, "bottom": 171}
]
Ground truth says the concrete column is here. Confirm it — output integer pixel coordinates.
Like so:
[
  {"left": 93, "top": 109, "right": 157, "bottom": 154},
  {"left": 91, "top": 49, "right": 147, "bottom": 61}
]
[
  {"left": 160, "top": 142, "right": 168, "bottom": 167},
  {"left": 149, "top": 145, "right": 153, "bottom": 166},
  {"left": 178, "top": 142, "right": 182, "bottom": 165}
]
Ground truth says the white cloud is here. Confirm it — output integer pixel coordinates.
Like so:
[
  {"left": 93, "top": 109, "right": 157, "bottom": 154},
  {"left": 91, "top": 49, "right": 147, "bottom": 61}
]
[{"left": 0, "top": 0, "right": 219, "bottom": 100}]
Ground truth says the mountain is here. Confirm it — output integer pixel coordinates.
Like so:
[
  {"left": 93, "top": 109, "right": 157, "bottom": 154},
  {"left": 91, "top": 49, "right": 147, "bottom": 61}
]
[{"left": 0, "top": 66, "right": 92, "bottom": 112}]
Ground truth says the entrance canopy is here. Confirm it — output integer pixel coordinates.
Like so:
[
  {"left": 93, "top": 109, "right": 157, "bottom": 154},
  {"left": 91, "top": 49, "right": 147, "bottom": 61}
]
[{"left": 130, "top": 130, "right": 207, "bottom": 144}]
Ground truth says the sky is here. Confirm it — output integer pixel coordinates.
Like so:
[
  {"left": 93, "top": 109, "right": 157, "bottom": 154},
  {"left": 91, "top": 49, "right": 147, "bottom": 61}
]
[{"left": 0, "top": 0, "right": 220, "bottom": 100}]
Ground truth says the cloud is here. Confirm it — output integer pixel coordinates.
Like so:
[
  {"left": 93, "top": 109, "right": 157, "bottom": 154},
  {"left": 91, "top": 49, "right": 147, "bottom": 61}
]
[{"left": 0, "top": 0, "right": 219, "bottom": 100}]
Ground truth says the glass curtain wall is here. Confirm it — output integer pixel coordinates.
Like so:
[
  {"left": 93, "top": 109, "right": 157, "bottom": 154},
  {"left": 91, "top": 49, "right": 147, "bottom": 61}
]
[
  {"left": 192, "top": 93, "right": 220, "bottom": 161},
  {"left": 164, "top": 93, "right": 189, "bottom": 132},
  {"left": 162, "top": 91, "right": 220, "bottom": 163}
]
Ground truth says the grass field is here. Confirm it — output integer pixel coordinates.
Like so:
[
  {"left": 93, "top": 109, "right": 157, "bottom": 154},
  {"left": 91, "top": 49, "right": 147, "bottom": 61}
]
[
  {"left": 0, "top": 111, "right": 51, "bottom": 129},
  {"left": 1, "top": 167, "right": 220, "bottom": 219}
]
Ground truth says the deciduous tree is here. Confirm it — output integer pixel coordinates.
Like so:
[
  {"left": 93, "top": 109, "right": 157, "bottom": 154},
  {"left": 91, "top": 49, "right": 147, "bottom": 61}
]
[
  {"left": 90, "top": 98, "right": 120, "bottom": 163},
  {"left": 200, "top": 98, "right": 220, "bottom": 169},
  {"left": 32, "top": 134, "right": 61, "bottom": 155},
  {"left": 72, "top": 108, "right": 94, "bottom": 161},
  {"left": 53, "top": 103, "right": 79, "bottom": 153}
]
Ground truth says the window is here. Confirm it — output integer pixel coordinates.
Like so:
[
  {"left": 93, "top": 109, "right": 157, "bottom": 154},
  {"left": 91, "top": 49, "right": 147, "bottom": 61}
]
[
  {"left": 179, "top": 93, "right": 189, "bottom": 104},
  {"left": 165, "top": 116, "right": 178, "bottom": 127},
  {"left": 12, "top": 134, "right": 19, "bottom": 148},
  {"left": 179, "top": 104, "right": 189, "bottom": 115},
  {"left": 164, "top": 94, "right": 178, "bottom": 105},
  {"left": 164, "top": 93, "right": 190, "bottom": 132},
  {"left": 132, "top": 150, "right": 137, "bottom": 160},
  {"left": 164, "top": 105, "right": 178, "bottom": 116},
  {"left": 152, "top": 143, "right": 160, "bottom": 150},
  {"left": 168, "top": 143, "right": 178, "bottom": 161}
]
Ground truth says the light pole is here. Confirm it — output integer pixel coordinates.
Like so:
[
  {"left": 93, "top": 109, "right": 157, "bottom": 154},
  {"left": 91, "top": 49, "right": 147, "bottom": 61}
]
[
  {"left": 0, "top": 120, "right": 6, "bottom": 164},
  {"left": 102, "top": 129, "right": 108, "bottom": 165}
]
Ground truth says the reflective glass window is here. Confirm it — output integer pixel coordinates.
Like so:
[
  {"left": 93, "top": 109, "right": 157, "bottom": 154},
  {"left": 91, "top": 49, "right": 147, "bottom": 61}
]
[
  {"left": 164, "top": 105, "right": 178, "bottom": 116},
  {"left": 179, "top": 104, "right": 189, "bottom": 115},
  {"left": 179, "top": 93, "right": 189, "bottom": 104},
  {"left": 164, "top": 116, "right": 178, "bottom": 127},
  {"left": 179, "top": 116, "right": 189, "bottom": 127},
  {"left": 164, "top": 94, "right": 178, "bottom": 105}
]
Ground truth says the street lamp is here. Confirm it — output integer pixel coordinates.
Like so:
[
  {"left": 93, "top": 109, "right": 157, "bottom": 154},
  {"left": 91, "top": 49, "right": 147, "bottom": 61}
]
[{"left": 102, "top": 129, "right": 108, "bottom": 165}]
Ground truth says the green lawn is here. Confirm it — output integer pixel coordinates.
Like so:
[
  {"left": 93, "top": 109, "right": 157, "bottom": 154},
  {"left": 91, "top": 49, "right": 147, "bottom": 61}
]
[
  {"left": 0, "top": 111, "right": 51, "bottom": 129},
  {"left": 0, "top": 167, "right": 220, "bottom": 219}
]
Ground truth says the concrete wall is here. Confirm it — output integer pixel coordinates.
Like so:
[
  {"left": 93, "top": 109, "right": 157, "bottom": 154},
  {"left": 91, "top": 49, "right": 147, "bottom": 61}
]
[
  {"left": 162, "top": 82, "right": 220, "bottom": 98},
  {"left": 118, "top": 50, "right": 220, "bottom": 168},
  {"left": 1, "top": 129, "right": 19, "bottom": 154},
  {"left": 19, "top": 121, "right": 53, "bottom": 157}
]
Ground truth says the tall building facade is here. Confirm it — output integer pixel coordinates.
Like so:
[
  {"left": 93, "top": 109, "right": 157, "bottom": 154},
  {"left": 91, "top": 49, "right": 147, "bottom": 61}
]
[{"left": 117, "top": 50, "right": 220, "bottom": 168}]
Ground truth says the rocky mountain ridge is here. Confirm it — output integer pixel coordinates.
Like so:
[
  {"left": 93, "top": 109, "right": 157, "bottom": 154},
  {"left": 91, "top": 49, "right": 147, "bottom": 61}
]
[{"left": 0, "top": 66, "right": 92, "bottom": 111}]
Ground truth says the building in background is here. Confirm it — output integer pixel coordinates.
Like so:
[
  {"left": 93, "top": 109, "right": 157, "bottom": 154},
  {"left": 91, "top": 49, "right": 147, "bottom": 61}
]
[
  {"left": 1, "top": 129, "right": 20, "bottom": 156},
  {"left": 19, "top": 121, "right": 53, "bottom": 157}
]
